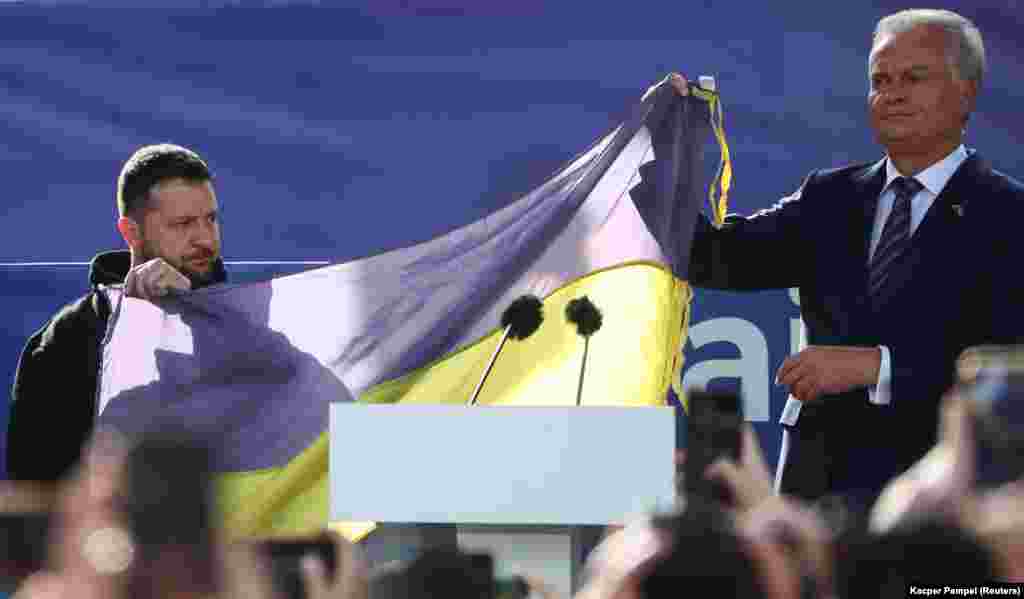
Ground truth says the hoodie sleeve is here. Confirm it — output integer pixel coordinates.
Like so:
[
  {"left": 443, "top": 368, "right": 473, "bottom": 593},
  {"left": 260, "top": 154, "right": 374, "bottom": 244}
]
[{"left": 6, "top": 294, "right": 103, "bottom": 482}]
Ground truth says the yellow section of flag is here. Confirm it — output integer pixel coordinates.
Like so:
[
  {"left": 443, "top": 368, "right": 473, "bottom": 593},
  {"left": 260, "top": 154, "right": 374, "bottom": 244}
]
[{"left": 215, "top": 262, "right": 691, "bottom": 542}]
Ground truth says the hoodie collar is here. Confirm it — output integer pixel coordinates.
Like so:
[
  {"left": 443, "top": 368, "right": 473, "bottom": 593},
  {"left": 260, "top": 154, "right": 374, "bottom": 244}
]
[{"left": 89, "top": 250, "right": 228, "bottom": 289}]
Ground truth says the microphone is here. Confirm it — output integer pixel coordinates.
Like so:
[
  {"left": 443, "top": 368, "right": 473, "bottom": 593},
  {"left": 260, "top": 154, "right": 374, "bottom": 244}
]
[
  {"left": 467, "top": 295, "right": 544, "bottom": 406},
  {"left": 565, "top": 296, "right": 603, "bottom": 407}
]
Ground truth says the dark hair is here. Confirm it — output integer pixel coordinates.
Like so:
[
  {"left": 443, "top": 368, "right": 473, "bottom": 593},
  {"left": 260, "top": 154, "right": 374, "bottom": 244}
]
[
  {"left": 369, "top": 547, "right": 496, "bottom": 599},
  {"left": 834, "top": 519, "right": 999, "bottom": 599},
  {"left": 117, "top": 143, "right": 212, "bottom": 218},
  {"left": 641, "top": 500, "right": 770, "bottom": 599},
  {"left": 121, "top": 429, "right": 219, "bottom": 595}
]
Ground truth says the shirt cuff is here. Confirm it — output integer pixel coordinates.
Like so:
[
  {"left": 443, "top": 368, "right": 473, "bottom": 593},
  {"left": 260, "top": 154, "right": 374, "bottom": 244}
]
[
  {"left": 867, "top": 345, "right": 891, "bottom": 405},
  {"left": 779, "top": 396, "right": 803, "bottom": 426}
]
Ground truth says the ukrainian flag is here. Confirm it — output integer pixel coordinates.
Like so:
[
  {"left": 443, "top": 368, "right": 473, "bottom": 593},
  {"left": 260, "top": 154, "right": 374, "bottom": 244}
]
[{"left": 95, "top": 80, "right": 730, "bottom": 542}]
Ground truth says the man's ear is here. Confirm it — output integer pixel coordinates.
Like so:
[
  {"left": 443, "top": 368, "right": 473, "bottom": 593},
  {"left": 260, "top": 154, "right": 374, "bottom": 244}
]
[
  {"left": 960, "top": 78, "right": 979, "bottom": 122},
  {"left": 117, "top": 216, "right": 142, "bottom": 250}
]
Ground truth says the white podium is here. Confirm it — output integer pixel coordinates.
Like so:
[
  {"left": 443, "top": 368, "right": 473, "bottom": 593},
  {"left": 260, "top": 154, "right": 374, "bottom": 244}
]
[{"left": 329, "top": 404, "right": 677, "bottom": 596}]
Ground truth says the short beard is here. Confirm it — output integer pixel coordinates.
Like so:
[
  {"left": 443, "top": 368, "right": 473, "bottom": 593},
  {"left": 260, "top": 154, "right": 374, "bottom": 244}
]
[
  {"left": 137, "top": 240, "right": 219, "bottom": 290},
  {"left": 182, "top": 266, "right": 218, "bottom": 290}
]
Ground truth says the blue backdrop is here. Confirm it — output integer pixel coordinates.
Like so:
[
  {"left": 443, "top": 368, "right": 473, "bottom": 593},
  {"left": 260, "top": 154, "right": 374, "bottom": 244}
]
[{"left": 1, "top": 2, "right": 1022, "bottom": 480}]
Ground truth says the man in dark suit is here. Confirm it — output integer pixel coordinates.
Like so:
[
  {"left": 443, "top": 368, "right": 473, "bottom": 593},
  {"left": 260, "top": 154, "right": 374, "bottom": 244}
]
[{"left": 673, "top": 9, "right": 1024, "bottom": 512}]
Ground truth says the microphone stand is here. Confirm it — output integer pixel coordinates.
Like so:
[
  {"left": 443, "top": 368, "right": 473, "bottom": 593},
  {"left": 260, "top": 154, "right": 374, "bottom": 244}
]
[{"left": 468, "top": 326, "right": 512, "bottom": 406}]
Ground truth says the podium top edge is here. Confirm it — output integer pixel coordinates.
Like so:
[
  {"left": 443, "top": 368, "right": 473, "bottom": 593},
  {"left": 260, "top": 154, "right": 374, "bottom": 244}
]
[{"left": 330, "top": 404, "right": 676, "bottom": 409}]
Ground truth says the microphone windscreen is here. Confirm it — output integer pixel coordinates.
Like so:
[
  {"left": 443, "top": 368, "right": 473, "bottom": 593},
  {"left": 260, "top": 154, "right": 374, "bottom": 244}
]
[
  {"left": 501, "top": 295, "right": 544, "bottom": 340},
  {"left": 565, "top": 296, "right": 603, "bottom": 338}
]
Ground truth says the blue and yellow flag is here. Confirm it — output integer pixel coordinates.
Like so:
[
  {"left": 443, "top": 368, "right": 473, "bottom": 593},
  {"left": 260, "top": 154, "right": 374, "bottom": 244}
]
[{"left": 95, "top": 81, "right": 730, "bottom": 541}]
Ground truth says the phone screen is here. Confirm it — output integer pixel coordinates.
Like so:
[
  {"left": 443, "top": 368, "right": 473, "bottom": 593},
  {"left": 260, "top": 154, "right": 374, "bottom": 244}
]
[
  {"left": 965, "top": 372, "right": 1024, "bottom": 489},
  {"left": 683, "top": 389, "right": 744, "bottom": 504},
  {"left": 0, "top": 512, "right": 50, "bottom": 586}
]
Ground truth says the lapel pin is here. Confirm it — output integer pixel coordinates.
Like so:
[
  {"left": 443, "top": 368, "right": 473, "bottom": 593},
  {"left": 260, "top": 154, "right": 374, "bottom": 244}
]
[{"left": 952, "top": 204, "right": 964, "bottom": 217}]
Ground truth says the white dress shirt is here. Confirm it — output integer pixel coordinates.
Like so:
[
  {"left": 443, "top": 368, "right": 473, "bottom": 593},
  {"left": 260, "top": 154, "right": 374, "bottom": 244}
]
[{"left": 779, "top": 145, "right": 968, "bottom": 426}]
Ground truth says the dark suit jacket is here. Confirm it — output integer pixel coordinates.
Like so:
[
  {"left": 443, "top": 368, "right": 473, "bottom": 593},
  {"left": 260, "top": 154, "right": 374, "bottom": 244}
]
[{"left": 685, "top": 151, "right": 1024, "bottom": 502}]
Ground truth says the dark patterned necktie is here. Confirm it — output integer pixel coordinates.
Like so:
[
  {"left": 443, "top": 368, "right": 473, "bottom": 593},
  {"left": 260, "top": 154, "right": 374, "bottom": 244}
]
[{"left": 869, "top": 176, "right": 924, "bottom": 301}]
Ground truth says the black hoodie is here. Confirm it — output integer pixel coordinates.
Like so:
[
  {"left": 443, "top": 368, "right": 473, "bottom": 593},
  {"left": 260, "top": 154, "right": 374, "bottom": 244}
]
[{"left": 6, "top": 250, "right": 226, "bottom": 482}]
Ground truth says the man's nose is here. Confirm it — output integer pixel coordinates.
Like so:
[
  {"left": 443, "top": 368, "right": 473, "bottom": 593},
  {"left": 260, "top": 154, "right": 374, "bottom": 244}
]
[
  {"left": 191, "top": 219, "right": 218, "bottom": 249},
  {"left": 882, "top": 82, "right": 909, "bottom": 104}
]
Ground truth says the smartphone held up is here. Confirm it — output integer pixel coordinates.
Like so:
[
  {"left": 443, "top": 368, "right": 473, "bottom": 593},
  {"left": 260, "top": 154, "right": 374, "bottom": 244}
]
[
  {"left": 0, "top": 482, "right": 56, "bottom": 593},
  {"left": 682, "top": 388, "right": 744, "bottom": 506},
  {"left": 955, "top": 345, "right": 1024, "bottom": 489}
]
